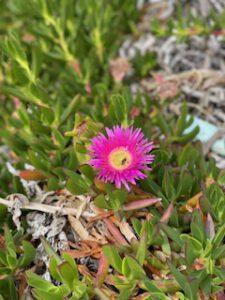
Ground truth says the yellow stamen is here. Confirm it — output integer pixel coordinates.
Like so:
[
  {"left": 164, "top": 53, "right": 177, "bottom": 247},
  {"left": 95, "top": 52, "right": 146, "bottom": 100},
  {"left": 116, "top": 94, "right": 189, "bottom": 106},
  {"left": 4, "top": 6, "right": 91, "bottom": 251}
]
[{"left": 109, "top": 147, "right": 132, "bottom": 170}]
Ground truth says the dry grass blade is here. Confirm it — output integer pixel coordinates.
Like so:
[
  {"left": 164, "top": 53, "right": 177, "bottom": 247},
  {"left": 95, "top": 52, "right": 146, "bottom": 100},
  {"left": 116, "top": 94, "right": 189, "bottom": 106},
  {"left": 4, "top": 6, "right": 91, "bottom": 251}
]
[
  {"left": 68, "top": 215, "right": 90, "bottom": 240},
  {"left": 0, "top": 197, "right": 82, "bottom": 216}
]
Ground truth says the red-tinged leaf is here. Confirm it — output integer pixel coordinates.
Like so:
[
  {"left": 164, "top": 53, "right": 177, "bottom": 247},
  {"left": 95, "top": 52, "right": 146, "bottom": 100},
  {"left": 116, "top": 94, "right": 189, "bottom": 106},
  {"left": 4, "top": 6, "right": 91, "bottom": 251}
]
[
  {"left": 69, "top": 59, "right": 82, "bottom": 76},
  {"left": 104, "top": 219, "right": 128, "bottom": 246},
  {"left": 217, "top": 292, "right": 225, "bottom": 300},
  {"left": 160, "top": 203, "right": 174, "bottom": 224},
  {"left": 102, "top": 245, "right": 122, "bottom": 273},
  {"left": 123, "top": 198, "right": 161, "bottom": 211},
  {"left": 95, "top": 252, "right": 109, "bottom": 287}
]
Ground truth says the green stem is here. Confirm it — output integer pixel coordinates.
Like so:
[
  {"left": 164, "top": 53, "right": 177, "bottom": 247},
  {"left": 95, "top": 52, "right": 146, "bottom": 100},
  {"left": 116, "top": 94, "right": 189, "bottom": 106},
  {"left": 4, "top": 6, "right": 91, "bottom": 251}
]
[{"left": 43, "top": 14, "right": 74, "bottom": 62}]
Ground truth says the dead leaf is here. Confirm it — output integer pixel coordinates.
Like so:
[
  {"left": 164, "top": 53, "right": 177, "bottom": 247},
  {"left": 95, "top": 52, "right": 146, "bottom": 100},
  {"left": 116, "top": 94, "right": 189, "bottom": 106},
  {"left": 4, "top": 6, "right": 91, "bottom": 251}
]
[
  {"left": 19, "top": 170, "right": 46, "bottom": 181},
  {"left": 89, "top": 227, "right": 108, "bottom": 244},
  {"left": 144, "top": 262, "right": 162, "bottom": 277},
  {"left": 156, "top": 80, "right": 179, "bottom": 100},
  {"left": 109, "top": 57, "right": 130, "bottom": 82},
  {"left": 192, "top": 258, "right": 206, "bottom": 271},
  {"left": 205, "top": 213, "right": 215, "bottom": 239},
  {"left": 117, "top": 221, "right": 137, "bottom": 243},
  {"left": 64, "top": 240, "right": 102, "bottom": 259},
  {"left": 78, "top": 264, "right": 93, "bottom": 277},
  {"left": 179, "top": 192, "right": 202, "bottom": 213},
  {"left": 17, "top": 272, "right": 28, "bottom": 298},
  {"left": 68, "top": 215, "right": 90, "bottom": 240},
  {"left": 87, "top": 211, "right": 114, "bottom": 227}
]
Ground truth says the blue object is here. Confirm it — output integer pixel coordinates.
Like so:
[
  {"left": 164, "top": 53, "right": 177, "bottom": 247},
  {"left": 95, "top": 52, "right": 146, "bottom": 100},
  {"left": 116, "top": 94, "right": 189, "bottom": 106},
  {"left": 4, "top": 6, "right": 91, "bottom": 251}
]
[{"left": 185, "top": 116, "right": 225, "bottom": 156}]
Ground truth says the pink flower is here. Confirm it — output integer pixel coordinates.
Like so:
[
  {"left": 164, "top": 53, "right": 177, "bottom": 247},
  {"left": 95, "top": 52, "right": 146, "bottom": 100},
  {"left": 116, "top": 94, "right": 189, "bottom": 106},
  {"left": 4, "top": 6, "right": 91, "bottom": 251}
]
[{"left": 89, "top": 126, "right": 155, "bottom": 190}]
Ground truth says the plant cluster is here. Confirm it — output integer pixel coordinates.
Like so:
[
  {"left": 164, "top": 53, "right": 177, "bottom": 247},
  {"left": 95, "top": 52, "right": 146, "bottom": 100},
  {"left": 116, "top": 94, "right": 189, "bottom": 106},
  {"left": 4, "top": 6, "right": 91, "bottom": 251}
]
[{"left": 150, "top": 3, "right": 225, "bottom": 40}]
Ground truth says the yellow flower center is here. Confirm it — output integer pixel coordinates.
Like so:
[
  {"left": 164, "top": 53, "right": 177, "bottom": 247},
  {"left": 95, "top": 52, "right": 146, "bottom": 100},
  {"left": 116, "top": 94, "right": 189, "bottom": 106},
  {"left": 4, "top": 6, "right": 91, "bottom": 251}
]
[{"left": 109, "top": 147, "right": 132, "bottom": 171}]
